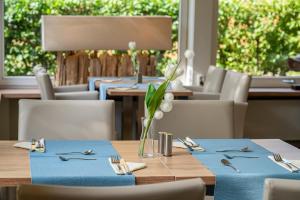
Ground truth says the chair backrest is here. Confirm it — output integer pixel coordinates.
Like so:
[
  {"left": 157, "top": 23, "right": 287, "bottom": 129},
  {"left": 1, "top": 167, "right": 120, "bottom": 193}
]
[
  {"left": 220, "top": 70, "right": 251, "bottom": 102},
  {"left": 35, "top": 73, "right": 55, "bottom": 100},
  {"left": 263, "top": 178, "right": 300, "bottom": 200},
  {"left": 17, "top": 178, "right": 205, "bottom": 200},
  {"left": 202, "top": 65, "right": 226, "bottom": 93},
  {"left": 153, "top": 100, "right": 235, "bottom": 138},
  {"left": 18, "top": 100, "right": 115, "bottom": 140}
]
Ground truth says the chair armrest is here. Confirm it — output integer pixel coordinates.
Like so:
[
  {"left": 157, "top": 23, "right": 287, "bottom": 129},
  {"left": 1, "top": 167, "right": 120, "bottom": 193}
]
[
  {"left": 189, "top": 92, "right": 220, "bottom": 100},
  {"left": 54, "top": 84, "right": 89, "bottom": 93},
  {"left": 184, "top": 85, "right": 204, "bottom": 92},
  {"left": 233, "top": 102, "right": 248, "bottom": 138},
  {"left": 264, "top": 178, "right": 300, "bottom": 200},
  {"left": 55, "top": 91, "right": 99, "bottom": 100}
]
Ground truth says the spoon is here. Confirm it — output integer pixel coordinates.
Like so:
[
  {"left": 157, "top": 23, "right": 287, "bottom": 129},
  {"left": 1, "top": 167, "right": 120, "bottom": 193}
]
[
  {"left": 59, "top": 156, "right": 97, "bottom": 161},
  {"left": 216, "top": 146, "right": 252, "bottom": 152},
  {"left": 223, "top": 154, "right": 259, "bottom": 159},
  {"left": 56, "top": 149, "right": 95, "bottom": 155},
  {"left": 221, "top": 159, "right": 240, "bottom": 173}
]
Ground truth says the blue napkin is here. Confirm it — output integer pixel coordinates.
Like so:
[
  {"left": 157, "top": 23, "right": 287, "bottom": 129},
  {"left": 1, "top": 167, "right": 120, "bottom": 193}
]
[
  {"left": 191, "top": 139, "right": 300, "bottom": 200},
  {"left": 30, "top": 140, "right": 135, "bottom": 186}
]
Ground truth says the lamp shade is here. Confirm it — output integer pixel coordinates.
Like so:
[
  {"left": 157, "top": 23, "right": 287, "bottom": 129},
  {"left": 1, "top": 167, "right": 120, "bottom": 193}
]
[{"left": 41, "top": 16, "right": 172, "bottom": 51}]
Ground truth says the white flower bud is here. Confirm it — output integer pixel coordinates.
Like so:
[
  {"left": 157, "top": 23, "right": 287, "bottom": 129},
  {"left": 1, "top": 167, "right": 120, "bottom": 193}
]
[
  {"left": 164, "top": 93, "right": 174, "bottom": 101},
  {"left": 160, "top": 101, "right": 173, "bottom": 112},
  {"left": 164, "top": 68, "right": 173, "bottom": 79},
  {"left": 128, "top": 41, "right": 136, "bottom": 50},
  {"left": 184, "top": 50, "right": 195, "bottom": 59},
  {"left": 143, "top": 118, "right": 149, "bottom": 127},
  {"left": 154, "top": 110, "right": 164, "bottom": 120},
  {"left": 171, "top": 80, "right": 183, "bottom": 90}
]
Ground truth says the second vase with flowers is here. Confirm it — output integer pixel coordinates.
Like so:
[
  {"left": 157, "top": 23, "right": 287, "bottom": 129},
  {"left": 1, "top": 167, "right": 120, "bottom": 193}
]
[{"left": 138, "top": 49, "right": 194, "bottom": 158}]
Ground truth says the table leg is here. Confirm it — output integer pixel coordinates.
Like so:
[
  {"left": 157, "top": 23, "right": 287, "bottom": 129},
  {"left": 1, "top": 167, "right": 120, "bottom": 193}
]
[{"left": 122, "top": 96, "right": 134, "bottom": 140}]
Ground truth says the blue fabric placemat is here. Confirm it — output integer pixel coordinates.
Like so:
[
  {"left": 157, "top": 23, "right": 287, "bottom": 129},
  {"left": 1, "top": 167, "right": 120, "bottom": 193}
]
[
  {"left": 88, "top": 76, "right": 162, "bottom": 92},
  {"left": 191, "top": 139, "right": 300, "bottom": 200},
  {"left": 30, "top": 140, "right": 135, "bottom": 186}
]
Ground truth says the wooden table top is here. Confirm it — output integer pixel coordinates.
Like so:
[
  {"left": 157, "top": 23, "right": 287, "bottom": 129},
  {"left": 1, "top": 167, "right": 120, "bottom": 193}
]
[
  {"left": 1, "top": 87, "right": 300, "bottom": 99},
  {"left": 249, "top": 88, "right": 300, "bottom": 98},
  {"left": 0, "top": 140, "right": 214, "bottom": 186},
  {"left": 107, "top": 88, "right": 193, "bottom": 97}
]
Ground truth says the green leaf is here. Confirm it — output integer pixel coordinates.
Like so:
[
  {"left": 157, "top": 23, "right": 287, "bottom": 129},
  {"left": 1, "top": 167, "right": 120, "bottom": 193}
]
[
  {"left": 145, "top": 83, "right": 156, "bottom": 109},
  {"left": 147, "top": 81, "right": 169, "bottom": 117}
]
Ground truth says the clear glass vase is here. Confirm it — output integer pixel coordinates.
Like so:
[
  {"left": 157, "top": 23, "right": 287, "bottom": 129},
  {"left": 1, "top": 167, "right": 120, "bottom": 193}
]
[{"left": 138, "top": 117, "right": 157, "bottom": 158}]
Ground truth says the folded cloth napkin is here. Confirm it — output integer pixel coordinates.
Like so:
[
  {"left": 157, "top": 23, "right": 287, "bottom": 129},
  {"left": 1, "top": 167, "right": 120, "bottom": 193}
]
[
  {"left": 172, "top": 141, "right": 205, "bottom": 151},
  {"left": 109, "top": 158, "right": 146, "bottom": 175},
  {"left": 14, "top": 141, "right": 31, "bottom": 150},
  {"left": 268, "top": 155, "right": 300, "bottom": 172}
]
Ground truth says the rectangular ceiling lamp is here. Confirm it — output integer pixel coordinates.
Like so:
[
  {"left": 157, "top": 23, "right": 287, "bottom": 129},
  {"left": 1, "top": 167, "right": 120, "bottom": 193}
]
[{"left": 41, "top": 16, "right": 172, "bottom": 51}]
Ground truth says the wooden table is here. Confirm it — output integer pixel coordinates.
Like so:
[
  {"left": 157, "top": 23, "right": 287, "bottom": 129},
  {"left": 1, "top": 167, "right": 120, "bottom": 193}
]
[
  {"left": 0, "top": 140, "right": 213, "bottom": 186},
  {"left": 249, "top": 88, "right": 300, "bottom": 99},
  {"left": 1, "top": 139, "right": 299, "bottom": 187}
]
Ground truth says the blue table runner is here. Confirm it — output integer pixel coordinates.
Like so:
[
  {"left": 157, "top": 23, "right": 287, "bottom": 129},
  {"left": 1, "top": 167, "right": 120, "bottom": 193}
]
[
  {"left": 30, "top": 140, "right": 135, "bottom": 186},
  {"left": 88, "top": 76, "right": 165, "bottom": 100},
  {"left": 191, "top": 139, "right": 300, "bottom": 200}
]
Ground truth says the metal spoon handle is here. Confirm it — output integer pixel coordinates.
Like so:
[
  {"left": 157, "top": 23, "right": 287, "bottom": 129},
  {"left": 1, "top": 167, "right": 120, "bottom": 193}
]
[
  {"left": 56, "top": 152, "right": 82, "bottom": 155},
  {"left": 68, "top": 158, "right": 96, "bottom": 160},
  {"left": 234, "top": 156, "right": 259, "bottom": 158},
  {"left": 229, "top": 165, "right": 240, "bottom": 173}
]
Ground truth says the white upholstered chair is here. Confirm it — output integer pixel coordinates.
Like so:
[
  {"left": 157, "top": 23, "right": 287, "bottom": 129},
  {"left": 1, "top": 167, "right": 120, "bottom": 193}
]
[
  {"left": 190, "top": 70, "right": 251, "bottom": 103},
  {"left": 263, "top": 178, "right": 300, "bottom": 200},
  {"left": 36, "top": 73, "right": 99, "bottom": 100},
  {"left": 186, "top": 66, "right": 226, "bottom": 100},
  {"left": 18, "top": 100, "right": 115, "bottom": 140},
  {"left": 17, "top": 178, "right": 205, "bottom": 200},
  {"left": 153, "top": 100, "right": 236, "bottom": 138}
]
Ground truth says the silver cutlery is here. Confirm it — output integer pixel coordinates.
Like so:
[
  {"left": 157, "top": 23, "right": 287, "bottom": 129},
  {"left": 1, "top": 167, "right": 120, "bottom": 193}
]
[
  {"left": 217, "top": 146, "right": 252, "bottom": 152},
  {"left": 177, "top": 138, "right": 194, "bottom": 151},
  {"left": 59, "top": 156, "right": 96, "bottom": 161},
  {"left": 224, "top": 154, "right": 259, "bottom": 159},
  {"left": 110, "top": 155, "right": 132, "bottom": 175},
  {"left": 221, "top": 159, "right": 240, "bottom": 173},
  {"left": 56, "top": 149, "right": 95, "bottom": 155},
  {"left": 273, "top": 153, "right": 299, "bottom": 171}
]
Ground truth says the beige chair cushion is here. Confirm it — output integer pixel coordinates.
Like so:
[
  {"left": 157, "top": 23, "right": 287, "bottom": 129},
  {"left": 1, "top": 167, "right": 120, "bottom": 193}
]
[
  {"left": 17, "top": 178, "right": 205, "bottom": 200},
  {"left": 263, "top": 178, "right": 300, "bottom": 200},
  {"left": 18, "top": 100, "right": 115, "bottom": 140},
  {"left": 220, "top": 71, "right": 251, "bottom": 103},
  {"left": 153, "top": 100, "right": 235, "bottom": 138},
  {"left": 203, "top": 65, "right": 226, "bottom": 93}
]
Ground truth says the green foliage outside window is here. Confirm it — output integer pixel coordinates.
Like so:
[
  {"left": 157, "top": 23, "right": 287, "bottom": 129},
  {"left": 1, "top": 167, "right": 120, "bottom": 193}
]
[
  {"left": 218, "top": 0, "right": 300, "bottom": 76},
  {"left": 3, "top": 0, "right": 300, "bottom": 77}
]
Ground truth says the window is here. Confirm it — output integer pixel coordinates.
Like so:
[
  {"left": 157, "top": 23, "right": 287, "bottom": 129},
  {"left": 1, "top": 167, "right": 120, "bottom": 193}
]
[
  {"left": 1, "top": 0, "right": 179, "bottom": 78},
  {"left": 217, "top": 0, "right": 300, "bottom": 77}
]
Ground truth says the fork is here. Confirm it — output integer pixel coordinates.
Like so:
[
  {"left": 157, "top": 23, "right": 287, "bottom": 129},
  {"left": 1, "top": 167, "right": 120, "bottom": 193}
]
[
  {"left": 273, "top": 153, "right": 298, "bottom": 171},
  {"left": 111, "top": 156, "right": 132, "bottom": 175}
]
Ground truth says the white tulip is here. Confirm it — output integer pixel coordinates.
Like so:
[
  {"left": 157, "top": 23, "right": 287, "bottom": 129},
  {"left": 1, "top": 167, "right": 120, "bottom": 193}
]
[
  {"left": 164, "top": 68, "right": 173, "bottom": 79},
  {"left": 154, "top": 110, "right": 164, "bottom": 120},
  {"left": 160, "top": 101, "right": 173, "bottom": 112},
  {"left": 164, "top": 93, "right": 174, "bottom": 101},
  {"left": 33, "top": 64, "right": 46, "bottom": 75},
  {"left": 128, "top": 41, "right": 136, "bottom": 50},
  {"left": 175, "top": 67, "right": 184, "bottom": 77},
  {"left": 171, "top": 80, "right": 183, "bottom": 90},
  {"left": 184, "top": 50, "right": 195, "bottom": 59}
]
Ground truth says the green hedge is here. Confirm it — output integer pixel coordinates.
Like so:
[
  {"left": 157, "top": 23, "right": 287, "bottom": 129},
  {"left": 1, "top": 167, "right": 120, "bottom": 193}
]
[
  {"left": 218, "top": 0, "right": 300, "bottom": 76},
  {"left": 4, "top": 0, "right": 300, "bottom": 76}
]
